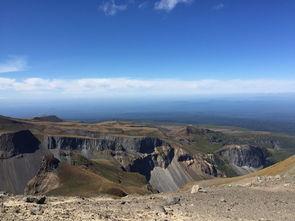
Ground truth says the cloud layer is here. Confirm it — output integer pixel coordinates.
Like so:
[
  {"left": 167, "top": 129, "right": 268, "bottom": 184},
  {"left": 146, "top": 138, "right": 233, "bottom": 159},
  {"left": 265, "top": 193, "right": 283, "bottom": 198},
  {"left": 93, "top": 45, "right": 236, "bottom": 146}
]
[
  {"left": 0, "top": 56, "right": 27, "bottom": 74},
  {"left": 0, "top": 77, "right": 294, "bottom": 99}
]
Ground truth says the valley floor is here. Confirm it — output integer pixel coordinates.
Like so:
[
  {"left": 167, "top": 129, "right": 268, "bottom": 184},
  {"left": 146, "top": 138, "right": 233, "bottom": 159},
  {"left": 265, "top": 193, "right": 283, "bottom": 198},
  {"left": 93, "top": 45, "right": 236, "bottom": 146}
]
[{"left": 1, "top": 182, "right": 295, "bottom": 221}]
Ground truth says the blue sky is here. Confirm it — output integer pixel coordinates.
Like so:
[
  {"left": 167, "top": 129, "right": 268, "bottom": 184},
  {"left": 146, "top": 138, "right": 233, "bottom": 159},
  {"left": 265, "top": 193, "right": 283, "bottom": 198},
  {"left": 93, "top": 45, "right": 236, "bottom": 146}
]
[{"left": 0, "top": 0, "right": 295, "bottom": 99}]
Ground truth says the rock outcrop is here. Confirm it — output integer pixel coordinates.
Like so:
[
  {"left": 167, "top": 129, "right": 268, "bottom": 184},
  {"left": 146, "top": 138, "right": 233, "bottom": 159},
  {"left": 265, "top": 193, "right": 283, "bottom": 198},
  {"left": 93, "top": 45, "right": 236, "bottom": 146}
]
[
  {"left": 131, "top": 147, "right": 219, "bottom": 192},
  {"left": 25, "top": 154, "right": 60, "bottom": 195}
]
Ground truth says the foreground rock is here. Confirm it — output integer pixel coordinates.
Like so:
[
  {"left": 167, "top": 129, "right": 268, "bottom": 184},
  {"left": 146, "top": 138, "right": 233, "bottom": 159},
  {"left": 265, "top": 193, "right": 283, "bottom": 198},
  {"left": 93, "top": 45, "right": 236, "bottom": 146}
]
[
  {"left": 190, "top": 184, "right": 201, "bottom": 193},
  {"left": 23, "top": 196, "right": 46, "bottom": 204},
  {"left": 0, "top": 182, "right": 294, "bottom": 221}
]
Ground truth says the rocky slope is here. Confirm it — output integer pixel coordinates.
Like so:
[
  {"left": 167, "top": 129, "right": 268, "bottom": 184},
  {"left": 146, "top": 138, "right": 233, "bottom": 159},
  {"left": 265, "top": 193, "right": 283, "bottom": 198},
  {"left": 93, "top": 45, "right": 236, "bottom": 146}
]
[
  {"left": 25, "top": 154, "right": 60, "bottom": 195},
  {"left": 1, "top": 167, "right": 294, "bottom": 221},
  {"left": 0, "top": 116, "right": 293, "bottom": 196},
  {"left": 0, "top": 130, "right": 45, "bottom": 194}
]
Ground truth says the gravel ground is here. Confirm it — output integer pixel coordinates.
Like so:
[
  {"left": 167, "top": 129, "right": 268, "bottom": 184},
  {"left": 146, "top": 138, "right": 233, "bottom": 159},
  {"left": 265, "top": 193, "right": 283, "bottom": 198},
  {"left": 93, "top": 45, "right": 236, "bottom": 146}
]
[{"left": 1, "top": 184, "right": 295, "bottom": 221}]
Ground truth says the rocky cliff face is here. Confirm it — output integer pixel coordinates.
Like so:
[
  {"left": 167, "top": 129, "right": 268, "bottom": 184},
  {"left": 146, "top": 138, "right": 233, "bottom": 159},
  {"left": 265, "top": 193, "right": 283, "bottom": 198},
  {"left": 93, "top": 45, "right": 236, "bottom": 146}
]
[
  {"left": 45, "top": 135, "right": 168, "bottom": 170},
  {"left": 0, "top": 130, "right": 257, "bottom": 194},
  {"left": 46, "top": 135, "right": 163, "bottom": 154},
  {"left": 216, "top": 144, "right": 270, "bottom": 174},
  {"left": 146, "top": 148, "right": 219, "bottom": 192},
  {"left": 129, "top": 145, "right": 175, "bottom": 184},
  {"left": 0, "top": 130, "right": 40, "bottom": 159},
  {"left": 44, "top": 135, "right": 220, "bottom": 192},
  {"left": 127, "top": 143, "right": 221, "bottom": 192}
]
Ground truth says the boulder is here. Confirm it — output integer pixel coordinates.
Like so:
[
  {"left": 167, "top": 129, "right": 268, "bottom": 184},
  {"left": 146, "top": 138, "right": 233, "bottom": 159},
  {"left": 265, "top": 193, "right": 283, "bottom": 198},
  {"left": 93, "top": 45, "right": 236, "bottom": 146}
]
[
  {"left": 24, "top": 196, "right": 46, "bottom": 204},
  {"left": 191, "top": 184, "right": 201, "bottom": 193}
]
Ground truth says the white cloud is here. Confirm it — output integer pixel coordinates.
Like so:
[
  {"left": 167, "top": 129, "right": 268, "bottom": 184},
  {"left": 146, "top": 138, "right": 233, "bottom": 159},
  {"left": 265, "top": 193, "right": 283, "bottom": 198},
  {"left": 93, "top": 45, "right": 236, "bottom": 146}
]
[
  {"left": 99, "top": 0, "right": 127, "bottom": 16},
  {"left": 154, "top": 0, "right": 193, "bottom": 12},
  {"left": 97, "top": 0, "right": 194, "bottom": 14},
  {"left": 0, "top": 77, "right": 294, "bottom": 99},
  {"left": 0, "top": 78, "right": 16, "bottom": 89},
  {"left": 0, "top": 56, "right": 27, "bottom": 74},
  {"left": 213, "top": 3, "right": 224, "bottom": 10}
]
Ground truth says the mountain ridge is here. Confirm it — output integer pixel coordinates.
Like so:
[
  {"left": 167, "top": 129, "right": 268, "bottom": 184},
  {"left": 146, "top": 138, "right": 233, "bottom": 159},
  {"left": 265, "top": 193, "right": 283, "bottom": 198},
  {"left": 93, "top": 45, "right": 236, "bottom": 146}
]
[{"left": 0, "top": 115, "right": 294, "bottom": 196}]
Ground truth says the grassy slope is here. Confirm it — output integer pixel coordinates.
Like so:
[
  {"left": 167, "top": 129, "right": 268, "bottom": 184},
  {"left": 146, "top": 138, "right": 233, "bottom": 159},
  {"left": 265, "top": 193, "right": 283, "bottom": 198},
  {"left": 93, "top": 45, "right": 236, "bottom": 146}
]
[
  {"left": 183, "top": 155, "right": 295, "bottom": 189},
  {"left": 48, "top": 153, "right": 149, "bottom": 197},
  {"left": 249, "top": 155, "right": 295, "bottom": 176},
  {"left": 49, "top": 162, "right": 149, "bottom": 197},
  {"left": 71, "top": 153, "right": 147, "bottom": 189}
]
